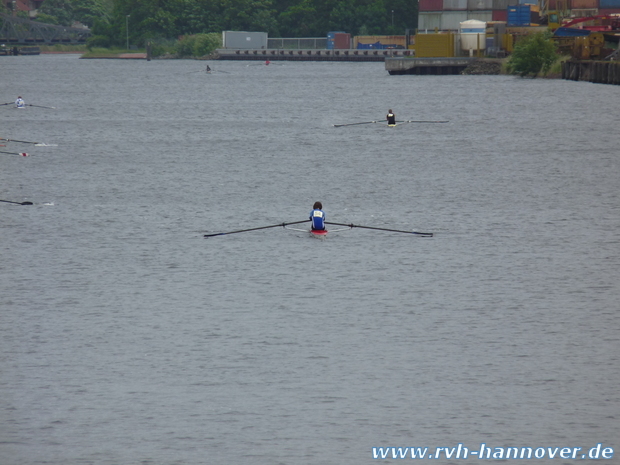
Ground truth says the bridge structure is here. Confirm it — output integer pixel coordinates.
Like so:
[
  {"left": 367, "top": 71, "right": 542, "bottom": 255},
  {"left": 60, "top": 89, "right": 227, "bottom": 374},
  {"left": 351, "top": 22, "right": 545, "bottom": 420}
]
[{"left": 0, "top": 13, "right": 91, "bottom": 45}]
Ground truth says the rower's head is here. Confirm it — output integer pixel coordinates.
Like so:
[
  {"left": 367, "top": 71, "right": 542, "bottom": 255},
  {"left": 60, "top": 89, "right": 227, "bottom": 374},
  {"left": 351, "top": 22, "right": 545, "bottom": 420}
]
[
  {"left": 388, "top": 109, "right": 393, "bottom": 113},
  {"left": 313, "top": 201, "right": 322, "bottom": 210}
]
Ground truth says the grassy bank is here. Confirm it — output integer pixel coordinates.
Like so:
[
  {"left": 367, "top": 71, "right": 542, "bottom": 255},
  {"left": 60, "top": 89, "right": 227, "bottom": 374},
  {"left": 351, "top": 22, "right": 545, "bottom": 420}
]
[{"left": 39, "top": 44, "right": 87, "bottom": 53}]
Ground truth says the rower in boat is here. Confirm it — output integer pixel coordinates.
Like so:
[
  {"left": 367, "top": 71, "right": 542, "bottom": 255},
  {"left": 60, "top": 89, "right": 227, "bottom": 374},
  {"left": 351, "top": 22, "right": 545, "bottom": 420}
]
[
  {"left": 310, "top": 201, "right": 326, "bottom": 232},
  {"left": 206, "top": 65, "right": 211, "bottom": 74},
  {"left": 386, "top": 109, "right": 396, "bottom": 126},
  {"left": 15, "top": 96, "right": 25, "bottom": 109}
]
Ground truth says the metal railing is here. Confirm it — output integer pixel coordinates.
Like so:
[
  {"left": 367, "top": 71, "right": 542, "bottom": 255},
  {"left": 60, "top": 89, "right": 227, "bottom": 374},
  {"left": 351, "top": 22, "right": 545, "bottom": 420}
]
[{"left": 267, "top": 37, "right": 328, "bottom": 50}]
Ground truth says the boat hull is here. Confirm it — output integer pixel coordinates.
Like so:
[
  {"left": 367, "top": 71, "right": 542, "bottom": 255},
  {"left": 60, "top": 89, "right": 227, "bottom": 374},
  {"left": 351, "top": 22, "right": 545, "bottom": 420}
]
[{"left": 310, "top": 229, "right": 328, "bottom": 237}]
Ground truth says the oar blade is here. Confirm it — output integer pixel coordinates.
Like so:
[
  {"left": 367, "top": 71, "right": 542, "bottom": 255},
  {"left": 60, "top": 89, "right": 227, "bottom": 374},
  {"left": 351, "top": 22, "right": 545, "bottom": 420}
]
[
  {"left": 0, "top": 150, "right": 29, "bottom": 156},
  {"left": 0, "top": 199, "right": 32, "bottom": 205},
  {"left": 26, "top": 104, "right": 56, "bottom": 109}
]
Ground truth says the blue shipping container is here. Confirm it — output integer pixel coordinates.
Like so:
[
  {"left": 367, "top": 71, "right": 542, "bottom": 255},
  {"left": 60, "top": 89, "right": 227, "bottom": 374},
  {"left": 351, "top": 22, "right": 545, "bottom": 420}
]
[
  {"left": 507, "top": 5, "right": 531, "bottom": 25},
  {"left": 327, "top": 31, "right": 345, "bottom": 49},
  {"left": 599, "top": 0, "right": 620, "bottom": 7}
]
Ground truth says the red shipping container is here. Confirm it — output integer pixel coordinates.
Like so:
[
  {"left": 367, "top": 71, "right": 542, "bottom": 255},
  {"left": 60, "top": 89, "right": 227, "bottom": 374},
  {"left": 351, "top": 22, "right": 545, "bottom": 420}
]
[
  {"left": 492, "top": 9, "right": 508, "bottom": 20},
  {"left": 546, "top": 0, "right": 572, "bottom": 9},
  {"left": 599, "top": 7, "right": 620, "bottom": 13},
  {"left": 570, "top": 0, "right": 598, "bottom": 8},
  {"left": 334, "top": 33, "right": 351, "bottom": 49},
  {"left": 419, "top": 0, "right": 444, "bottom": 10}
]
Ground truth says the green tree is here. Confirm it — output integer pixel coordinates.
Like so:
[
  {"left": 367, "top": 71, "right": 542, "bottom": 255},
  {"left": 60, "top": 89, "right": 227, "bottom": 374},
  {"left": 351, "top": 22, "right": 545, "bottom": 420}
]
[
  {"left": 176, "top": 32, "right": 222, "bottom": 57},
  {"left": 278, "top": 0, "right": 319, "bottom": 36},
  {"left": 507, "top": 32, "right": 558, "bottom": 77},
  {"left": 38, "top": 0, "right": 74, "bottom": 26}
]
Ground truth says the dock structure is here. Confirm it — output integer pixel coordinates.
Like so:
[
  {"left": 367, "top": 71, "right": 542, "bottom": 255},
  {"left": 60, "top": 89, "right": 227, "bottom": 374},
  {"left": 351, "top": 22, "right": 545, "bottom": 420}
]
[
  {"left": 385, "top": 57, "right": 476, "bottom": 75},
  {"left": 215, "top": 48, "right": 413, "bottom": 62},
  {"left": 562, "top": 60, "right": 620, "bottom": 85}
]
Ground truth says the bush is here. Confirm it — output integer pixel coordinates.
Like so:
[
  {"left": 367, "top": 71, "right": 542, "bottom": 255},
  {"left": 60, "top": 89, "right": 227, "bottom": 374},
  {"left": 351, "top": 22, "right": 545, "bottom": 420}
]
[
  {"left": 86, "top": 35, "right": 111, "bottom": 49},
  {"left": 176, "top": 33, "right": 222, "bottom": 58},
  {"left": 507, "top": 32, "right": 559, "bottom": 77}
]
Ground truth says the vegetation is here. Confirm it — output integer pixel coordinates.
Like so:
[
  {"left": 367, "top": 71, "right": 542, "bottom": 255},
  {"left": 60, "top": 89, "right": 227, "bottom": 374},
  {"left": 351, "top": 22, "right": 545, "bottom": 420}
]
[
  {"left": 175, "top": 33, "right": 222, "bottom": 58},
  {"left": 36, "top": 0, "right": 113, "bottom": 27},
  {"left": 27, "top": 0, "right": 416, "bottom": 55},
  {"left": 507, "top": 32, "right": 559, "bottom": 77}
]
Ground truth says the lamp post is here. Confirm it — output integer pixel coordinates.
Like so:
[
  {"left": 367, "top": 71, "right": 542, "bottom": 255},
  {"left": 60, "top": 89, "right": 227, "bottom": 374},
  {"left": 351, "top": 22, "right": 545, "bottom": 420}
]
[
  {"left": 126, "top": 15, "right": 130, "bottom": 50},
  {"left": 391, "top": 10, "right": 394, "bottom": 28}
]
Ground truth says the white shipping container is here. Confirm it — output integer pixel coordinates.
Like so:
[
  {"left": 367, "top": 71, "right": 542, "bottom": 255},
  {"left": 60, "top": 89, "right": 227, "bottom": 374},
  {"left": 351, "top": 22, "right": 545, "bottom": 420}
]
[
  {"left": 441, "top": 11, "right": 469, "bottom": 30},
  {"left": 418, "top": 12, "right": 443, "bottom": 30},
  {"left": 222, "top": 31, "right": 268, "bottom": 49},
  {"left": 443, "top": 0, "right": 468, "bottom": 9},
  {"left": 467, "top": 0, "right": 493, "bottom": 9},
  {"left": 467, "top": 10, "right": 493, "bottom": 21}
]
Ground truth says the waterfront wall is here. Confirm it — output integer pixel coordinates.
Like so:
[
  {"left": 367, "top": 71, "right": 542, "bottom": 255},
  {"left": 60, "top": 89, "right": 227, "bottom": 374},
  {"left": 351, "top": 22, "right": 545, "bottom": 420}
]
[{"left": 562, "top": 60, "right": 620, "bottom": 85}]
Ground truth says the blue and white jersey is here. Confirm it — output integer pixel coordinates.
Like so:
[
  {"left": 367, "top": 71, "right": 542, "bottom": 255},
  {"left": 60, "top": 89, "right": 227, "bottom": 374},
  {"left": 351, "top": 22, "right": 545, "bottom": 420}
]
[
  {"left": 15, "top": 98, "right": 25, "bottom": 108},
  {"left": 309, "top": 209, "right": 326, "bottom": 230}
]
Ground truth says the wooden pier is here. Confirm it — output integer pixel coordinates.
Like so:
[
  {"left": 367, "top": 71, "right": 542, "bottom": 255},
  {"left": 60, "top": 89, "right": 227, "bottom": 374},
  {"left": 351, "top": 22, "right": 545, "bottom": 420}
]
[
  {"left": 215, "top": 48, "right": 413, "bottom": 62},
  {"left": 385, "top": 57, "right": 476, "bottom": 75},
  {"left": 562, "top": 60, "right": 620, "bottom": 85}
]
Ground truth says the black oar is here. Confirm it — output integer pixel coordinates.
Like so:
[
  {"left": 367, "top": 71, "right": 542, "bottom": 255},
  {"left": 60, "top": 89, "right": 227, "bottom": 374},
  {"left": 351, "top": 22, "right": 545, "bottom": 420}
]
[
  {"left": 204, "top": 220, "right": 310, "bottom": 237},
  {"left": 0, "top": 150, "right": 29, "bottom": 156},
  {"left": 1, "top": 137, "right": 55, "bottom": 146},
  {"left": 325, "top": 222, "right": 433, "bottom": 236},
  {"left": 1, "top": 199, "right": 33, "bottom": 205},
  {"left": 333, "top": 120, "right": 385, "bottom": 128},
  {"left": 25, "top": 104, "right": 56, "bottom": 109},
  {"left": 1, "top": 102, "right": 14, "bottom": 106},
  {"left": 1, "top": 137, "right": 40, "bottom": 144}
]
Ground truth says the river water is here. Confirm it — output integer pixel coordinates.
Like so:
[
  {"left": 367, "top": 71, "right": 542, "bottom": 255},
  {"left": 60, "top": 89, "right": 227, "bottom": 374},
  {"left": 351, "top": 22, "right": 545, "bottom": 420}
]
[{"left": 1, "top": 54, "right": 619, "bottom": 464}]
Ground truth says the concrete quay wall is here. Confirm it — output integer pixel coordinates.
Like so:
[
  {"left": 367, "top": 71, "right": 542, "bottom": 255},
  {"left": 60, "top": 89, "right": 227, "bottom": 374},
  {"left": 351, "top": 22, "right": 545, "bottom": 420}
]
[
  {"left": 215, "top": 48, "right": 413, "bottom": 62},
  {"left": 385, "top": 57, "right": 476, "bottom": 75},
  {"left": 562, "top": 60, "right": 620, "bottom": 85}
]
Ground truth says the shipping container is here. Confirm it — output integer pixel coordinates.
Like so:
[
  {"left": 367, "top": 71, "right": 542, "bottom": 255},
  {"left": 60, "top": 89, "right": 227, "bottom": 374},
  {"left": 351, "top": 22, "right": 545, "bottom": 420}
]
[
  {"left": 222, "top": 31, "right": 268, "bottom": 49},
  {"left": 419, "top": 12, "right": 443, "bottom": 30},
  {"left": 546, "top": 0, "right": 572, "bottom": 9},
  {"left": 507, "top": 5, "right": 533, "bottom": 25},
  {"left": 327, "top": 31, "right": 345, "bottom": 49},
  {"left": 443, "top": 0, "right": 468, "bottom": 10},
  {"left": 468, "top": 0, "right": 493, "bottom": 9},
  {"left": 599, "top": 6, "right": 620, "bottom": 12},
  {"left": 492, "top": 9, "right": 508, "bottom": 20},
  {"left": 467, "top": 10, "right": 493, "bottom": 21},
  {"left": 571, "top": 0, "right": 598, "bottom": 8},
  {"left": 569, "top": 9, "right": 599, "bottom": 18},
  {"left": 599, "top": 0, "right": 620, "bottom": 7},
  {"left": 334, "top": 33, "right": 351, "bottom": 49},
  {"left": 415, "top": 33, "right": 455, "bottom": 56},
  {"left": 442, "top": 11, "right": 470, "bottom": 29},
  {"left": 354, "top": 35, "right": 407, "bottom": 48},
  {"left": 419, "top": 0, "right": 444, "bottom": 11},
  {"left": 492, "top": 0, "right": 518, "bottom": 9}
]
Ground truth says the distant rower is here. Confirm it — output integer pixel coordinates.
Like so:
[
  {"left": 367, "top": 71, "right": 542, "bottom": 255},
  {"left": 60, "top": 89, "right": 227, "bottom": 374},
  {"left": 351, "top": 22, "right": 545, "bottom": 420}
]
[
  {"left": 387, "top": 109, "right": 396, "bottom": 126},
  {"left": 265, "top": 60, "right": 270, "bottom": 66},
  {"left": 15, "top": 96, "right": 25, "bottom": 108},
  {"left": 206, "top": 65, "right": 211, "bottom": 73},
  {"left": 310, "top": 201, "right": 326, "bottom": 231}
]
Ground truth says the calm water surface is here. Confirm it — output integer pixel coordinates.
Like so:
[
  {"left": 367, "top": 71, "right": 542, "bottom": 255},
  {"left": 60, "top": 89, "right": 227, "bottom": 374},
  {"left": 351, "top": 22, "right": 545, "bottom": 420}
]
[{"left": 1, "top": 54, "right": 619, "bottom": 464}]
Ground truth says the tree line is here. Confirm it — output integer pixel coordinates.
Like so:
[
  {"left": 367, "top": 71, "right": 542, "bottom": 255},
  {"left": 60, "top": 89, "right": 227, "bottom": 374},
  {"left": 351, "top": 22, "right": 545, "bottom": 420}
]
[{"left": 28, "top": 0, "right": 417, "bottom": 47}]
